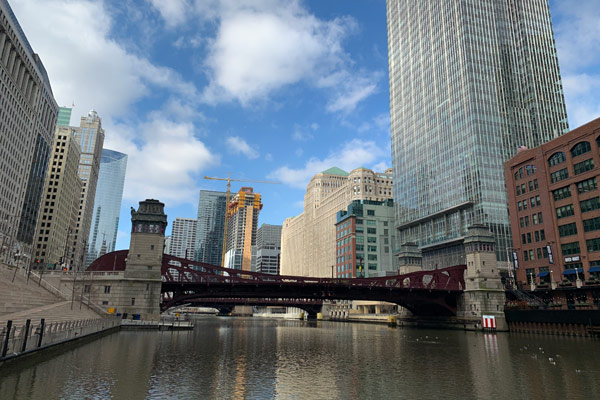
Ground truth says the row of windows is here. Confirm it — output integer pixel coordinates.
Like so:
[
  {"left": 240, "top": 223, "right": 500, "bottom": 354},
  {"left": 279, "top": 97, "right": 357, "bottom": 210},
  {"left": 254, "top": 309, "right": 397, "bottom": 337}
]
[
  {"left": 514, "top": 164, "right": 536, "bottom": 180},
  {"left": 552, "top": 177, "right": 597, "bottom": 202},
  {"left": 516, "top": 179, "right": 538, "bottom": 196},
  {"left": 519, "top": 213, "right": 543, "bottom": 227},
  {"left": 517, "top": 196, "right": 541, "bottom": 211},
  {"left": 547, "top": 140, "right": 597, "bottom": 168},
  {"left": 523, "top": 247, "right": 549, "bottom": 261},
  {"left": 521, "top": 229, "right": 546, "bottom": 244},
  {"left": 561, "top": 239, "right": 600, "bottom": 255}
]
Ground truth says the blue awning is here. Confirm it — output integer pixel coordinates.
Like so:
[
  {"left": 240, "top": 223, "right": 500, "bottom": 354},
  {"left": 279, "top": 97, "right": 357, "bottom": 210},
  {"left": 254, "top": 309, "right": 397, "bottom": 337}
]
[
  {"left": 589, "top": 266, "right": 600, "bottom": 273},
  {"left": 563, "top": 268, "right": 583, "bottom": 275},
  {"left": 537, "top": 271, "right": 549, "bottom": 277}
]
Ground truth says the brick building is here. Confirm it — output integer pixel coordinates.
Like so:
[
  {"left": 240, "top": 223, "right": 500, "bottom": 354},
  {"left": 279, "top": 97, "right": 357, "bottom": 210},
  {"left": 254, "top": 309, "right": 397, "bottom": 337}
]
[{"left": 505, "top": 119, "right": 600, "bottom": 288}]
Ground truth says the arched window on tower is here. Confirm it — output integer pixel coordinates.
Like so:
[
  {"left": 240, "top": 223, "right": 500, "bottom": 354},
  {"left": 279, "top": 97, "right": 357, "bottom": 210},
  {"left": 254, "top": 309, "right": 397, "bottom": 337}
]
[
  {"left": 548, "top": 152, "right": 566, "bottom": 167},
  {"left": 571, "top": 141, "right": 591, "bottom": 157}
]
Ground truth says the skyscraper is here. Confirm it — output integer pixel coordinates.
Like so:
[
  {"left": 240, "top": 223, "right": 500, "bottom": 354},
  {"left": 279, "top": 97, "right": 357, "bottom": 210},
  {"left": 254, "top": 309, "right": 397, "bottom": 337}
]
[
  {"left": 168, "top": 218, "right": 197, "bottom": 259},
  {"left": 387, "top": 0, "right": 569, "bottom": 267},
  {"left": 33, "top": 126, "right": 81, "bottom": 269},
  {"left": 0, "top": 0, "right": 58, "bottom": 264},
  {"left": 224, "top": 187, "right": 262, "bottom": 271},
  {"left": 57, "top": 106, "right": 72, "bottom": 127},
  {"left": 68, "top": 110, "right": 104, "bottom": 269},
  {"left": 85, "top": 149, "right": 127, "bottom": 266},
  {"left": 195, "top": 190, "right": 227, "bottom": 266},
  {"left": 256, "top": 224, "right": 282, "bottom": 275}
]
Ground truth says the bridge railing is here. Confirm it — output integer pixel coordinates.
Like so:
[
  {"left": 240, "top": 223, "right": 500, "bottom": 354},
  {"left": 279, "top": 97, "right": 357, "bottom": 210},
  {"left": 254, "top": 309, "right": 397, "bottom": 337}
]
[{"left": 161, "top": 256, "right": 465, "bottom": 292}]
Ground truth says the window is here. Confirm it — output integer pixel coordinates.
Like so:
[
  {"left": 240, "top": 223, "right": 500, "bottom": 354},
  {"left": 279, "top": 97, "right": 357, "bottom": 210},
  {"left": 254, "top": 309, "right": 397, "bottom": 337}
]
[
  {"left": 580, "top": 197, "right": 600, "bottom": 213},
  {"left": 556, "top": 204, "right": 574, "bottom": 218},
  {"left": 550, "top": 168, "right": 569, "bottom": 183},
  {"left": 520, "top": 218, "right": 524, "bottom": 228},
  {"left": 367, "top": 237, "right": 377, "bottom": 243},
  {"left": 525, "top": 216, "right": 530, "bottom": 226},
  {"left": 532, "top": 214, "right": 538, "bottom": 225},
  {"left": 583, "top": 217, "right": 600, "bottom": 232},
  {"left": 367, "top": 220, "right": 376, "bottom": 226},
  {"left": 538, "top": 212, "right": 543, "bottom": 223},
  {"left": 84, "top": 285, "right": 90, "bottom": 293},
  {"left": 356, "top": 219, "right": 363, "bottom": 225},
  {"left": 527, "top": 232, "right": 532, "bottom": 243},
  {"left": 558, "top": 222, "right": 577, "bottom": 237},
  {"left": 523, "top": 201, "right": 528, "bottom": 210},
  {"left": 367, "top": 210, "right": 375, "bottom": 216},
  {"left": 571, "top": 141, "right": 591, "bottom": 157},
  {"left": 548, "top": 152, "right": 566, "bottom": 167},
  {"left": 368, "top": 245, "right": 377, "bottom": 252},
  {"left": 518, "top": 201, "right": 522, "bottom": 211},
  {"left": 528, "top": 181, "right": 534, "bottom": 192},
  {"left": 587, "top": 238, "right": 600, "bottom": 252},
  {"left": 521, "top": 234, "right": 526, "bottom": 244},
  {"left": 533, "top": 179, "right": 538, "bottom": 190},
  {"left": 367, "top": 228, "right": 377, "bottom": 234},
  {"left": 523, "top": 251, "right": 529, "bottom": 261},
  {"left": 534, "top": 231, "right": 540, "bottom": 242},
  {"left": 577, "top": 177, "right": 597, "bottom": 194},
  {"left": 530, "top": 197, "right": 535, "bottom": 208},
  {"left": 104, "top": 285, "right": 111, "bottom": 294},
  {"left": 552, "top": 186, "right": 571, "bottom": 201},
  {"left": 540, "top": 229, "right": 546, "bottom": 241},
  {"left": 516, "top": 185, "right": 521, "bottom": 196},
  {"left": 574, "top": 159, "right": 594, "bottom": 175},
  {"left": 561, "top": 242, "right": 581, "bottom": 255},
  {"left": 368, "top": 254, "right": 377, "bottom": 261}
]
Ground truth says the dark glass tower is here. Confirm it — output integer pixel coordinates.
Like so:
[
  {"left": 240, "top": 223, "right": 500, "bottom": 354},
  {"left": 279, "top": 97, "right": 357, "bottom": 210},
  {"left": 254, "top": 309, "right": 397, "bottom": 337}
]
[
  {"left": 387, "top": 0, "right": 569, "bottom": 267},
  {"left": 195, "top": 190, "right": 227, "bottom": 266}
]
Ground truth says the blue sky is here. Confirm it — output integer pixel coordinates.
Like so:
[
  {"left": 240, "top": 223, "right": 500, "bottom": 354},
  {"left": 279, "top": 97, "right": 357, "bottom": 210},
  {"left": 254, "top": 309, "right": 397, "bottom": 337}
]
[{"left": 10, "top": 0, "right": 600, "bottom": 251}]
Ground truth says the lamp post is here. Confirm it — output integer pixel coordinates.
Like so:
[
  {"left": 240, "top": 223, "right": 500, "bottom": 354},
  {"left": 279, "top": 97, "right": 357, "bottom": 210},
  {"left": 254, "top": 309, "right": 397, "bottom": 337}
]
[
  {"left": 575, "top": 265, "right": 583, "bottom": 289},
  {"left": 529, "top": 271, "right": 536, "bottom": 291},
  {"left": 550, "top": 269, "right": 557, "bottom": 290}
]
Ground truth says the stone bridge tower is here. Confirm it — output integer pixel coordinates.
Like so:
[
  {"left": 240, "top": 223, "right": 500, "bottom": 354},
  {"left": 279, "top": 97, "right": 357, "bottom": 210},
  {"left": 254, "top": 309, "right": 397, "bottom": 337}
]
[
  {"left": 457, "top": 225, "right": 507, "bottom": 331},
  {"left": 122, "top": 199, "right": 168, "bottom": 320}
]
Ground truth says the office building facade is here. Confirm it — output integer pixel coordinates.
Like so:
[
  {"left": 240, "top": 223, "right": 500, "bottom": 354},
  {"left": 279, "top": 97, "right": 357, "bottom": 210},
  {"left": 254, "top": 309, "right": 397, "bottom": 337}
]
[
  {"left": 387, "top": 0, "right": 569, "bottom": 267},
  {"left": 0, "top": 0, "right": 58, "bottom": 264},
  {"left": 85, "top": 149, "right": 127, "bottom": 266},
  {"left": 281, "top": 167, "right": 393, "bottom": 277},
  {"left": 224, "top": 187, "right": 262, "bottom": 271},
  {"left": 335, "top": 200, "right": 396, "bottom": 278},
  {"left": 195, "top": 190, "right": 227, "bottom": 266},
  {"left": 505, "top": 118, "right": 600, "bottom": 287},
  {"left": 67, "top": 110, "right": 105, "bottom": 269},
  {"left": 168, "top": 217, "right": 197, "bottom": 260},
  {"left": 256, "top": 224, "right": 282, "bottom": 275},
  {"left": 33, "top": 126, "right": 81, "bottom": 268}
]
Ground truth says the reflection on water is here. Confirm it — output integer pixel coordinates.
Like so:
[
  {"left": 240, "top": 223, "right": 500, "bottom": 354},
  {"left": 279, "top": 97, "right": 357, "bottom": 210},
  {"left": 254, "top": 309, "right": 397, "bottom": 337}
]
[{"left": 1, "top": 317, "right": 599, "bottom": 399}]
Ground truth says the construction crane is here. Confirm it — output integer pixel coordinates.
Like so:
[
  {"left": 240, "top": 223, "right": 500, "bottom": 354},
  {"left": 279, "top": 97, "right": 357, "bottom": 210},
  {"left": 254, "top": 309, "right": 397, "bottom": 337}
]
[{"left": 204, "top": 173, "right": 281, "bottom": 267}]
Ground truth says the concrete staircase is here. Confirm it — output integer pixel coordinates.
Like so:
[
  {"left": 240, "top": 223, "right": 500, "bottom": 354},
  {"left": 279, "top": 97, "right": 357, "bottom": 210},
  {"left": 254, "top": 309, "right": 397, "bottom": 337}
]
[{"left": 0, "top": 264, "right": 101, "bottom": 327}]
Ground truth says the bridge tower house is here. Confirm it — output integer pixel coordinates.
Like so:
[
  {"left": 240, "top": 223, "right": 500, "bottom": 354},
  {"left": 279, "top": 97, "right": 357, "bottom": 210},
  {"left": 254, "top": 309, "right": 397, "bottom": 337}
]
[
  {"left": 121, "top": 199, "right": 168, "bottom": 320},
  {"left": 457, "top": 225, "right": 507, "bottom": 331}
]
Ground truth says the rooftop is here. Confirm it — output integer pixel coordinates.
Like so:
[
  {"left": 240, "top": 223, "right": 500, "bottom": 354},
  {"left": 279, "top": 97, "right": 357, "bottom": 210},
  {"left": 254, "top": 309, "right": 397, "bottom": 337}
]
[{"left": 321, "top": 167, "right": 349, "bottom": 176}]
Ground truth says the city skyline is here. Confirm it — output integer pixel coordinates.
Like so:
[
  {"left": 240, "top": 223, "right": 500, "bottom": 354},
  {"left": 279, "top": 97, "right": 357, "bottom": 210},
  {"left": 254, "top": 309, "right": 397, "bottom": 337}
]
[{"left": 7, "top": 0, "right": 600, "bottom": 251}]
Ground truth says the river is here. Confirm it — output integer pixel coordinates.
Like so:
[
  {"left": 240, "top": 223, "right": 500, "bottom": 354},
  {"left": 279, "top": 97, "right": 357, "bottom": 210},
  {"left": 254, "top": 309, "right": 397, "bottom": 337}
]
[{"left": 1, "top": 317, "right": 599, "bottom": 399}]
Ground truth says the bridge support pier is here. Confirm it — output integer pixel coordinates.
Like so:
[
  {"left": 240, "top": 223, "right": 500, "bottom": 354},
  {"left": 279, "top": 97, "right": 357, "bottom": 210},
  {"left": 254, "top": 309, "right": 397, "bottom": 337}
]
[{"left": 456, "top": 226, "right": 507, "bottom": 331}]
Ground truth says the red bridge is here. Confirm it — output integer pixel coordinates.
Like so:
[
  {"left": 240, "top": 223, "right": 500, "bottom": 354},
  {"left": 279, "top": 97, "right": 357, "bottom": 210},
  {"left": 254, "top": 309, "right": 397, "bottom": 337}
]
[{"left": 89, "top": 251, "right": 466, "bottom": 317}]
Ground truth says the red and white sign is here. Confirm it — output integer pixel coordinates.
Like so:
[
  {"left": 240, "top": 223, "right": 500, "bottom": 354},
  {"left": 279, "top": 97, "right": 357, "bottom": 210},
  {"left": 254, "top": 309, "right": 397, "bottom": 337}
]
[{"left": 482, "top": 315, "right": 496, "bottom": 329}]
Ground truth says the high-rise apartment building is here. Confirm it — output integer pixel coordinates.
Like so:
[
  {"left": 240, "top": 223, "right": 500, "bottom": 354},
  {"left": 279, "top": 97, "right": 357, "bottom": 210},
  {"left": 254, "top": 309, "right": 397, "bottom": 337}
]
[
  {"left": 255, "top": 224, "right": 282, "bottom": 275},
  {"left": 195, "top": 190, "right": 227, "bottom": 266},
  {"left": 0, "top": 0, "right": 58, "bottom": 264},
  {"left": 281, "top": 167, "right": 393, "bottom": 277},
  {"left": 68, "top": 110, "right": 104, "bottom": 269},
  {"left": 168, "top": 217, "right": 197, "bottom": 259},
  {"left": 33, "top": 126, "right": 81, "bottom": 268},
  {"left": 387, "top": 0, "right": 569, "bottom": 267},
  {"left": 224, "top": 187, "right": 262, "bottom": 271},
  {"left": 85, "top": 149, "right": 127, "bottom": 266}
]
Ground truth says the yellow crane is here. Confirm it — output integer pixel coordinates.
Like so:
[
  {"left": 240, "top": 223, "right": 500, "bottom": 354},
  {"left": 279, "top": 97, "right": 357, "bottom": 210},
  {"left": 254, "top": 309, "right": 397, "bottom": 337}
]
[{"left": 204, "top": 173, "right": 281, "bottom": 267}]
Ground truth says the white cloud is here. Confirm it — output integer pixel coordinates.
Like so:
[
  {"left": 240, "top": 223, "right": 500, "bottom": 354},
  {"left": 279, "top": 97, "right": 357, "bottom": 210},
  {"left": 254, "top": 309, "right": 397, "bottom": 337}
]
[
  {"left": 371, "top": 161, "right": 389, "bottom": 172},
  {"left": 552, "top": 0, "right": 600, "bottom": 127},
  {"left": 112, "top": 117, "right": 219, "bottom": 205},
  {"left": 11, "top": 0, "right": 214, "bottom": 206},
  {"left": 269, "top": 139, "right": 388, "bottom": 189},
  {"left": 226, "top": 136, "right": 260, "bottom": 159},
  {"left": 148, "top": 0, "right": 192, "bottom": 29},
  {"left": 147, "top": 0, "right": 376, "bottom": 110},
  {"left": 292, "top": 125, "right": 314, "bottom": 142},
  {"left": 11, "top": 0, "right": 197, "bottom": 118}
]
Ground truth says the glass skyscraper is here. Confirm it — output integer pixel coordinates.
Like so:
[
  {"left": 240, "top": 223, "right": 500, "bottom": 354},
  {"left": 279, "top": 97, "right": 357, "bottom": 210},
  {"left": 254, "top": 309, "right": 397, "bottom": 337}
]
[
  {"left": 85, "top": 149, "right": 127, "bottom": 266},
  {"left": 195, "top": 190, "right": 227, "bottom": 266},
  {"left": 387, "top": 0, "right": 569, "bottom": 267}
]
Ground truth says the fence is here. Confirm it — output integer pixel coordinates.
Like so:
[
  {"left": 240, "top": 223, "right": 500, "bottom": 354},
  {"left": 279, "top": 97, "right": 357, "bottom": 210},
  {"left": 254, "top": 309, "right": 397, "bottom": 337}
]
[{"left": 0, "top": 317, "right": 120, "bottom": 362}]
